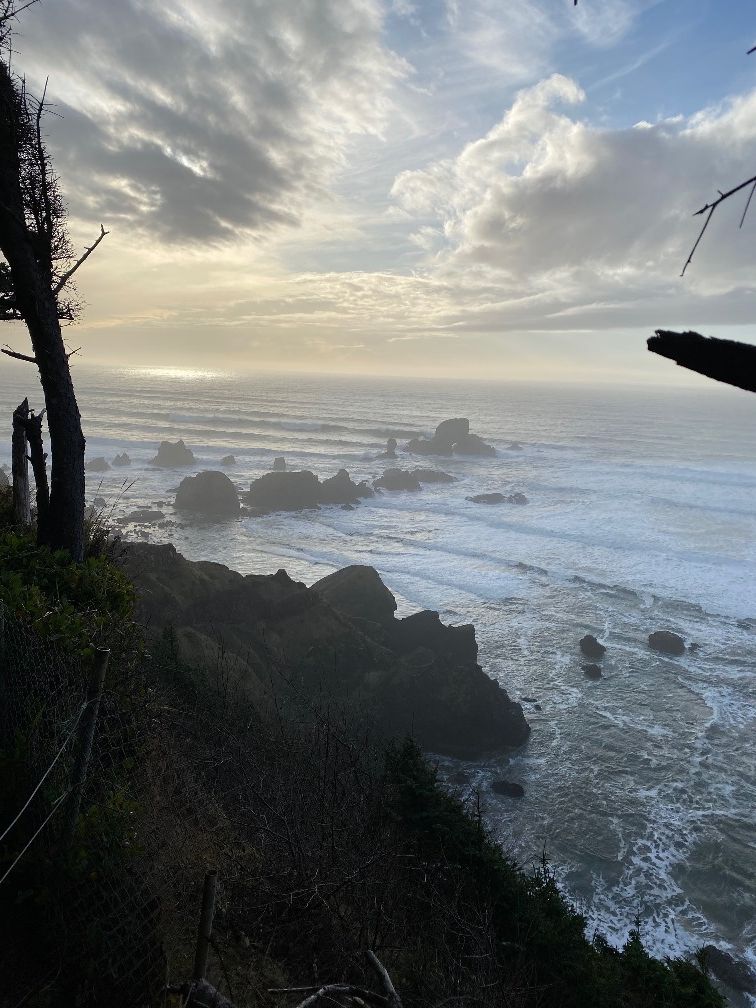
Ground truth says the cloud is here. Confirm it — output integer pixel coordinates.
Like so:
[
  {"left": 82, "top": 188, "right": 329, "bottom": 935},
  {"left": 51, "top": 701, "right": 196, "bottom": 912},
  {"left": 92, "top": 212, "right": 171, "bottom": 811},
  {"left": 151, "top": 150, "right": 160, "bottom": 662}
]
[
  {"left": 391, "top": 74, "right": 756, "bottom": 331},
  {"left": 17, "top": 0, "right": 408, "bottom": 242}
]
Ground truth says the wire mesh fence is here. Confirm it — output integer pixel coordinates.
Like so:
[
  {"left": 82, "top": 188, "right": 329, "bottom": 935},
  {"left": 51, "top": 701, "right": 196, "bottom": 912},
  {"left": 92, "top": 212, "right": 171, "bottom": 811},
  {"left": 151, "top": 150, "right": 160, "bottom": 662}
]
[{"left": 0, "top": 600, "right": 242, "bottom": 1007}]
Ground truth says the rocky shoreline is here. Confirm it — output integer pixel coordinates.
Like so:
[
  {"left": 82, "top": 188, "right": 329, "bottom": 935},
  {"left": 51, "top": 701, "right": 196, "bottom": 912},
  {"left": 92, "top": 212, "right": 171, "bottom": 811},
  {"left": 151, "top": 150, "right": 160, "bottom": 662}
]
[{"left": 122, "top": 541, "right": 530, "bottom": 759}]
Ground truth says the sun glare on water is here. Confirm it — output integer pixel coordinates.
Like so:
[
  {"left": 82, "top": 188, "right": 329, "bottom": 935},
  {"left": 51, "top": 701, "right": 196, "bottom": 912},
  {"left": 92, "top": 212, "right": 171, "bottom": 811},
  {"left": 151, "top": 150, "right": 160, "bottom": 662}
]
[{"left": 120, "top": 366, "right": 227, "bottom": 382}]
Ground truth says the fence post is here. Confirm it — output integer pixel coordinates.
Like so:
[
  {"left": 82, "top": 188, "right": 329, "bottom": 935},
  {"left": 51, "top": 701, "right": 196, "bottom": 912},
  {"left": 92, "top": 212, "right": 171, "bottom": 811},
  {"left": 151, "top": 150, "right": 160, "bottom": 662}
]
[
  {"left": 62, "top": 648, "right": 109, "bottom": 848},
  {"left": 12, "top": 399, "right": 30, "bottom": 526},
  {"left": 192, "top": 870, "right": 218, "bottom": 983}
]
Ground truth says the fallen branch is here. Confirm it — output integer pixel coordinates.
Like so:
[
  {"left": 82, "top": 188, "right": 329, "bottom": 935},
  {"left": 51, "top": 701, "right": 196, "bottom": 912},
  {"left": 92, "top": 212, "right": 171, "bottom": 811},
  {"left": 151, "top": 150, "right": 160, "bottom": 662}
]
[
  {"left": 647, "top": 329, "right": 756, "bottom": 394},
  {"left": 366, "top": 952, "right": 402, "bottom": 1008}
]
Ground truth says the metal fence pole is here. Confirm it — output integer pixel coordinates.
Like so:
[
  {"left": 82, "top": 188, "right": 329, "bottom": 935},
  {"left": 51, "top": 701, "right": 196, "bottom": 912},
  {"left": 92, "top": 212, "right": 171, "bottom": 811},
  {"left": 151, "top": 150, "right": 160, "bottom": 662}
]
[
  {"left": 192, "top": 870, "right": 218, "bottom": 983},
  {"left": 62, "top": 648, "right": 109, "bottom": 848}
]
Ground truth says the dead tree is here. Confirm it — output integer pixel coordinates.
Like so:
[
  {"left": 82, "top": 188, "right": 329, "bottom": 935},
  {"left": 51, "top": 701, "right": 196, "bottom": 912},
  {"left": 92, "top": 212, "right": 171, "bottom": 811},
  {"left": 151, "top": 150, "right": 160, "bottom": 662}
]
[{"left": 0, "top": 1, "right": 108, "bottom": 560}]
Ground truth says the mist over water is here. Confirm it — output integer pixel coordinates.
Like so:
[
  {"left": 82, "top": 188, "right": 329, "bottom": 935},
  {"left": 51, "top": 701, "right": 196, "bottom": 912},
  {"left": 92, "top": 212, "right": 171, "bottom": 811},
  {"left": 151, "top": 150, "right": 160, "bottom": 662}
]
[{"left": 2, "top": 366, "right": 754, "bottom": 981}]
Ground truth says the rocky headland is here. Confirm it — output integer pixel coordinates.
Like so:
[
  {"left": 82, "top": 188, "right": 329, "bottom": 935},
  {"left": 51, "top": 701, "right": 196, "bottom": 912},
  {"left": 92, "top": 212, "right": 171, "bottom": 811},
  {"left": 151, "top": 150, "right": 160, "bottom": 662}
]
[{"left": 122, "top": 543, "right": 530, "bottom": 759}]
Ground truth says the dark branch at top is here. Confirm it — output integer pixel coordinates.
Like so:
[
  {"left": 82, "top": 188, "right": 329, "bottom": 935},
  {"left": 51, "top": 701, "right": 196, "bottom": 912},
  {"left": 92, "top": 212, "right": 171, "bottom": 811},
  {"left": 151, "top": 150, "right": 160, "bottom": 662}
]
[{"left": 648, "top": 329, "right": 756, "bottom": 394}]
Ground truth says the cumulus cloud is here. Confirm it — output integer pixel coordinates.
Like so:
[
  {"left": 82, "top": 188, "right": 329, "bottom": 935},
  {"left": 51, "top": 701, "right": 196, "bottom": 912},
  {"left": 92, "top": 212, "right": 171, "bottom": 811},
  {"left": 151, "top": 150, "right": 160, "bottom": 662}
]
[
  {"left": 17, "top": 0, "right": 407, "bottom": 242},
  {"left": 391, "top": 74, "right": 756, "bottom": 330}
]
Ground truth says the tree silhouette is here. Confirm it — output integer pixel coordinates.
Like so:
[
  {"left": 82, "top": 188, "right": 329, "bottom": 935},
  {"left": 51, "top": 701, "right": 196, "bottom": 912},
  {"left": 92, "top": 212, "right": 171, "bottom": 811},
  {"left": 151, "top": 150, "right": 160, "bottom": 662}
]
[{"left": 0, "top": 0, "right": 108, "bottom": 558}]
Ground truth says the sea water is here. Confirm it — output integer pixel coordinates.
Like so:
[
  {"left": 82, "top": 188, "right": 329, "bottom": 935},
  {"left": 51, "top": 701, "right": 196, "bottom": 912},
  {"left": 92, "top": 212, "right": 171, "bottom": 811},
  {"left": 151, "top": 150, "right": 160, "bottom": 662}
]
[{"left": 1, "top": 365, "right": 754, "bottom": 985}]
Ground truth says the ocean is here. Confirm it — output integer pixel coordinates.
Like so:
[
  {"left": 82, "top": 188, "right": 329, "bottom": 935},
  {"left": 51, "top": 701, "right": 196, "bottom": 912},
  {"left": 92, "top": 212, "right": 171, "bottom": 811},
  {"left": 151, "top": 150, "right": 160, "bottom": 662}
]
[{"left": 1, "top": 364, "right": 755, "bottom": 987}]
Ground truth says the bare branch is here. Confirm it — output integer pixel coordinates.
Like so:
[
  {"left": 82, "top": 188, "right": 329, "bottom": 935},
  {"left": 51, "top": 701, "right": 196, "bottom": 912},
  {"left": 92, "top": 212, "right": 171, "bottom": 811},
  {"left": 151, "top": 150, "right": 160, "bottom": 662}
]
[
  {"left": 52, "top": 223, "right": 108, "bottom": 294},
  {"left": 681, "top": 173, "right": 756, "bottom": 275},
  {"left": 366, "top": 952, "right": 402, "bottom": 1008},
  {"left": 1, "top": 344, "right": 36, "bottom": 363}
]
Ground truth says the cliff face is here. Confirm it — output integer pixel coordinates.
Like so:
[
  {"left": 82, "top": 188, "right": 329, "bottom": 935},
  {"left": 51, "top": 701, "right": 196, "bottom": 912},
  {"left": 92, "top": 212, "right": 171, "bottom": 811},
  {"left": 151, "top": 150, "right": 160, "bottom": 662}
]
[{"left": 122, "top": 545, "right": 529, "bottom": 758}]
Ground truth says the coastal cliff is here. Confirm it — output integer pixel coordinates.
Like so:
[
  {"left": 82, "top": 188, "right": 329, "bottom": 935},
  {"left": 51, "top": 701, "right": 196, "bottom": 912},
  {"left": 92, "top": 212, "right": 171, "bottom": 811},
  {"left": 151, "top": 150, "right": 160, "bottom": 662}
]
[{"left": 122, "top": 542, "right": 529, "bottom": 758}]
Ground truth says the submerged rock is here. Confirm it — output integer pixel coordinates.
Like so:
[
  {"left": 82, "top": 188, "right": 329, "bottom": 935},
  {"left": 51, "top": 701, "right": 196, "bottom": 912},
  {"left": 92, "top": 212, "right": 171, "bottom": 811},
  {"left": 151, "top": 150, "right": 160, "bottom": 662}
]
[
  {"left": 273, "top": 457, "right": 286, "bottom": 471},
  {"left": 648, "top": 630, "right": 686, "bottom": 655},
  {"left": 582, "top": 664, "right": 603, "bottom": 680},
  {"left": 580, "top": 634, "right": 606, "bottom": 659},
  {"left": 112, "top": 452, "right": 131, "bottom": 467},
  {"left": 467, "top": 491, "right": 528, "bottom": 505},
  {"left": 127, "top": 509, "right": 165, "bottom": 523},
  {"left": 220, "top": 454, "right": 236, "bottom": 466},
  {"left": 150, "top": 439, "right": 195, "bottom": 467},
  {"left": 87, "top": 457, "right": 110, "bottom": 472},
  {"left": 491, "top": 780, "right": 525, "bottom": 798},
  {"left": 411, "top": 468, "right": 456, "bottom": 484},
  {"left": 175, "top": 470, "right": 240, "bottom": 518}
]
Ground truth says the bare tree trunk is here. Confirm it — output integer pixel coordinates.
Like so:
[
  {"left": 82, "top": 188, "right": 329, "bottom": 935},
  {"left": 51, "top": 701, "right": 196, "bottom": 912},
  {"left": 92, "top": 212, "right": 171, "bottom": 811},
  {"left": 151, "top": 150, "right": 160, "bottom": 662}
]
[
  {"left": 0, "top": 61, "right": 85, "bottom": 560},
  {"left": 11, "top": 398, "right": 30, "bottom": 526},
  {"left": 23, "top": 408, "right": 50, "bottom": 544}
]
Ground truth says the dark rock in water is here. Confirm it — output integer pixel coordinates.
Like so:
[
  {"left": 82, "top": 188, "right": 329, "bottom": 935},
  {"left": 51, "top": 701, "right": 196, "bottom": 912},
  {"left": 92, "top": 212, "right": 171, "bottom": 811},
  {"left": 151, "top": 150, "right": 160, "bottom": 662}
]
[
  {"left": 467, "top": 491, "right": 527, "bottom": 505},
  {"left": 453, "top": 433, "right": 497, "bottom": 457},
  {"left": 467, "top": 492, "right": 506, "bottom": 505},
  {"left": 313, "top": 564, "right": 398, "bottom": 625},
  {"left": 150, "top": 439, "right": 195, "bottom": 467},
  {"left": 112, "top": 452, "right": 131, "bottom": 467},
  {"left": 127, "top": 509, "right": 165, "bottom": 523},
  {"left": 273, "top": 457, "right": 286, "bottom": 471},
  {"left": 700, "top": 945, "right": 756, "bottom": 994},
  {"left": 374, "top": 468, "right": 422, "bottom": 491},
  {"left": 122, "top": 543, "right": 530, "bottom": 758},
  {"left": 342, "top": 503, "right": 355, "bottom": 511},
  {"left": 521, "top": 696, "right": 539, "bottom": 703},
  {"left": 580, "top": 634, "right": 606, "bottom": 659},
  {"left": 406, "top": 417, "right": 497, "bottom": 457},
  {"left": 411, "top": 468, "right": 456, "bottom": 483},
  {"left": 87, "top": 456, "right": 110, "bottom": 472},
  {"left": 382, "top": 437, "right": 397, "bottom": 459},
  {"left": 648, "top": 630, "right": 686, "bottom": 655},
  {"left": 319, "top": 468, "right": 374, "bottom": 506},
  {"left": 534, "top": 704, "right": 542, "bottom": 711},
  {"left": 434, "top": 417, "right": 469, "bottom": 446},
  {"left": 220, "top": 454, "right": 236, "bottom": 466},
  {"left": 491, "top": 780, "right": 525, "bottom": 798},
  {"left": 248, "top": 470, "right": 320, "bottom": 512},
  {"left": 175, "top": 471, "right": 240, "bottom": 518},
  {"left": 582, "top": 664, "right": 603, "bottom": 679},
  {"left": 688, "top": 641, "right": 700, "bottom": 652}
]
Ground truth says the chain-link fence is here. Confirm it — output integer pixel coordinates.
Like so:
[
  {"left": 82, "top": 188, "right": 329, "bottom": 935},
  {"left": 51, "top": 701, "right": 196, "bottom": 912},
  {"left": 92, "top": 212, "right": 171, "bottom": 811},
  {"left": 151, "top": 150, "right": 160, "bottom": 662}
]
[{"left": 0, "top": 601, "right": 245, "bottom": 1007}]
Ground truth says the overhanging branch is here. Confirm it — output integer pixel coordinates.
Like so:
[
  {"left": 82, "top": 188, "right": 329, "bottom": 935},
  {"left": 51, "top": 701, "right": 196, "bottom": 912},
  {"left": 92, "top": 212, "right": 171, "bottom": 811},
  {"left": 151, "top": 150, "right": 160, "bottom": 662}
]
[{"left": 647, "top": 329, "right": 756, "bottom": 393}]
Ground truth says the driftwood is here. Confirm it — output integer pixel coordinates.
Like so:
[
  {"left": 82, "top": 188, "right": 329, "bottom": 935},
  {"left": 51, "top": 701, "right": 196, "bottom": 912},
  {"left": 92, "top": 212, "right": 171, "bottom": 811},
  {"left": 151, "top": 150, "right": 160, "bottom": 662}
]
[{"left": 647, "top": 330, "right": 756, "bottom": 394}]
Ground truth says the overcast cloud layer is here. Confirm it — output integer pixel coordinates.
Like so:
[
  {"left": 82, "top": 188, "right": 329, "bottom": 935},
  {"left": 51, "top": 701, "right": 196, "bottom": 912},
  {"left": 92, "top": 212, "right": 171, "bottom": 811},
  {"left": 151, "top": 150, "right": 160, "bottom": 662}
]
[{"left": 3, "top": 0, "right": 756, "bottom": 381}]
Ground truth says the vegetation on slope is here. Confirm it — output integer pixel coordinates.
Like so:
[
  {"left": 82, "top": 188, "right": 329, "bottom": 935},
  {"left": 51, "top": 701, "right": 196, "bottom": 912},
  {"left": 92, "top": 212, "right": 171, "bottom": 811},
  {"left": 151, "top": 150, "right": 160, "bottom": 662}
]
[{"left": 0, "top": 497, "right": 725, "bottom": 1007}]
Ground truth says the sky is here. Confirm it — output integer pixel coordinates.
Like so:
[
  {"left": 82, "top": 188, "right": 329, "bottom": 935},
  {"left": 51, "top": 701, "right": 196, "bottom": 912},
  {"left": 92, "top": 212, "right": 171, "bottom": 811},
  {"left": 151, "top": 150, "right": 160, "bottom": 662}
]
[{"left": 3, "top": 0, "right": 756, "bottom": 382}]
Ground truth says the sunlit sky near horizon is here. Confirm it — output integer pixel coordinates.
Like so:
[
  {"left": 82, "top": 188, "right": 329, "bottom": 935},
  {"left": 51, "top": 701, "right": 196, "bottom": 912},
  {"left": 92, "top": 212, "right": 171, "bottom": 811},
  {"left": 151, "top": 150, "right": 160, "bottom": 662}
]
[{"left": 4, "top": 0, "right": 756, "bottom": 383}]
